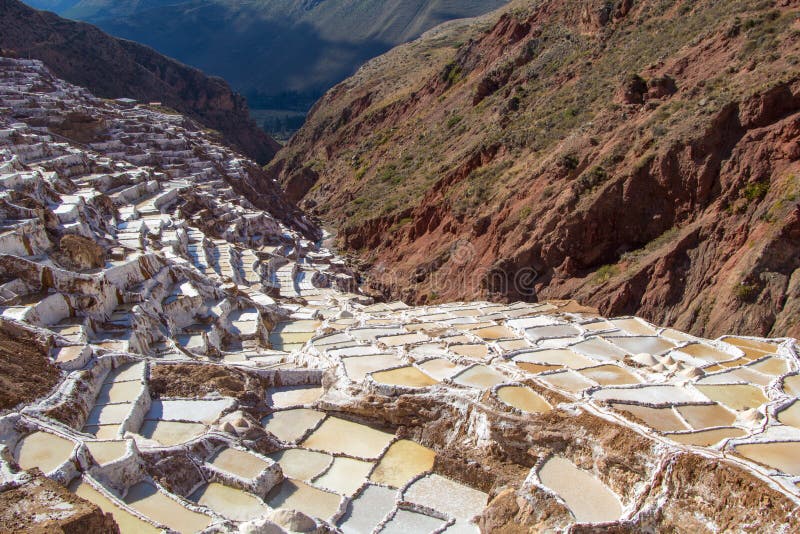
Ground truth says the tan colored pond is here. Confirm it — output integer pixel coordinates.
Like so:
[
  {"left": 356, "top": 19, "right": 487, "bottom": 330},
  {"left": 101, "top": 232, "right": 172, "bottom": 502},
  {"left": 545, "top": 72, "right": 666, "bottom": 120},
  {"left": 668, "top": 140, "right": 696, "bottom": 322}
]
[
  {"left": 124, "top": 481, "right": 211, "bottom": 533},
  {"left": 540, "top": 371, "right": 595, "bottom": 393},
  {"left": 676, "top": 404, "right": 737, "bottom": 430},
  {"left": 377, "top": 332, "right": 429, "bottom": 346},
  {"left": 667, "top": 427, "right": 746, "bottom": 447},
  {"left": 138, "top": 420, "right": 206, "bottom": 447},
  {"left": 269, "top": 448, "right": 331, "bottom": 480},
  {"left": 83, "top": 424, "right": 120, "bottom": 440},
  {"left": 450, "top": 343, "right": 490, "bottom": 359},
  {"left": 734, "top": 441, "right": 800, "bottom": 475},
  {"left": 515, "top": 349, "right": 596, "bottom": 370},
  {"left": 747, "top": 356, "right": 790, "bottom": 376},
  {"left": 777, "top": 400, "right": 800, "bottom": 429},
  {"left": 452, "top": 365, "right": 507, "bottom": 389},
  {"left": 189, "top": 482, "right": 268, "bottom": 522},
  {"left": 783, "top": 375, "right": 800, "bottom": 396},
  {"left": 371, "top": 366, "right": 439, "bottom": 388},
  {"left": 268, "top": 385, "right": 324, "bottom": 408},
  {"left": 301, "top": 417, "right": 394, "bottom": 459},
  {"left": 720, "top": 336, "right": 778, "bottom": 359},
  {"left": 86, "top": 440, "right": 128, "bottom": 465},
  {"left": 269, "top": 330, "right": 315, "bottom": 352},
  {"left": 516, "top": 362, "right": 563, "bottom": 374},
  {"left": 612, "top": 404, "right": 688, "bottom": 432},
  {"left": 262, "top": 408, "right": 326, "bottom": 443},
  {"left": 678, "top": 343, "right": 734, "bottom": 363},
  {"left": 15, "top": 431, "right": 74, "bottom": 473},
  {"left": 343, "top": 354, "right": 402, "bottom": 381},
  {"left": 497, "top": 386, "right": 552, "bottom": 414},
  {"left": 471, "top": 325, "right": 515, "bottom": 340},
  {"left": 70, "top": 477, "right": 161, "bottom": 534},
  {"left": 579, "top": 365, "right": 642, "bottom": 386},
  {"left": 313, "top": 456, "right": 373, "bottom": 496},
  {"left": 497, "top": 339, "right": 531, "bottom": 352},
  {"left": 208, "top": 447, "right": 269, "bottom": 479},
  {"left": 694, "top": 384, "right": 768, "bottom": 412},
  {"left": 611, "top": 318, "right": 658, "bottom": 336},
  {"left": 417, "top": 358, "right": 464, "bottom": 381},
  {"left": 268, "top": 479, "right": 341, "bottom": 520},
  {"left": 96, "top": 381, "right": 143, "bottom": 404},
  {"left": 370, "top": 439, "right": 435, "bottom": 488},
  {"left": 538, "top": 456, "right": 623, "bottom": 524}
]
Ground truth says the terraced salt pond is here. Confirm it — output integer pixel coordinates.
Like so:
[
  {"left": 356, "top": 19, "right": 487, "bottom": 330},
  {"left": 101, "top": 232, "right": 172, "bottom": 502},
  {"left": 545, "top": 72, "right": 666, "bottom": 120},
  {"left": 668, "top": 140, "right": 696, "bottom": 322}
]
[
  {"left": 208, "top": 447, "right": 270, "bottom": 479},
  {"left": 733, "top": 441, "right": 800, "bottom": 475},
  {"left": 262, "top": 408, "right": 326, "bottom": 442},
  {"left": 189, "top": 482, "right": 268, "bottom": 521},
  {"left": 85, "top": 440, "right": 128, "bottom": 465},
  {"left": 452, "top": 365, "right": 507, "bottom": 388},
  {"left": 301, "top": 417, "right": 394, "bottom": 458},
  {"left": 14, "top": 431, "right": 75, "bottom": 473},
  {"left": 370, "top": 439, "right": 435, "bottom": 488},
  {"left": 371, "top": 366, "right": 438, "bottom": 387},
  {"left": 538, "top": 456, "right": 623, "bottom": 523},
  {"left": 267, "top": 479, "right": 341, "bottom": 520},
  {"left": 124, "top": 481, "right": 211, "bottom": 533},
  {"left": 497, "top": 385, "right": 552, "bottom": 413},
  {"left": 70, "top": 477, "right": 161, "bottom": 534},
  {"left": 313, "top": 457, "right": 374, "bottom": 495},
  {"left": 267, "top": 385, "right": 324, "bottom": 407},
  {"left": 270, "top": 448, "right": 331, "bottom": 480}
]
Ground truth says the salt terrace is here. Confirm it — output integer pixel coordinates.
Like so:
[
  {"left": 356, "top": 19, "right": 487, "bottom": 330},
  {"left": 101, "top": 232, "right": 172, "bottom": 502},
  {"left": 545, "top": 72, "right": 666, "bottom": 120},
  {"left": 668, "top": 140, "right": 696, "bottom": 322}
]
[{"left": 0, "top": 57, "right": 799, "bottom": 532}]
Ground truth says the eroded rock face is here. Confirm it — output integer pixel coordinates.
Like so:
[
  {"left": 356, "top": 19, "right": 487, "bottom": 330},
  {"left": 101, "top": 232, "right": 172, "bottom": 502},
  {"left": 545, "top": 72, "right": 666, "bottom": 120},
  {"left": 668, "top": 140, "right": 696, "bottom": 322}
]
[
  {"left": 268, "top": 0, "right": 800, "bottom": 339},
  {"left": 0, "top": 56, "right": 798, "bottom": 533}
]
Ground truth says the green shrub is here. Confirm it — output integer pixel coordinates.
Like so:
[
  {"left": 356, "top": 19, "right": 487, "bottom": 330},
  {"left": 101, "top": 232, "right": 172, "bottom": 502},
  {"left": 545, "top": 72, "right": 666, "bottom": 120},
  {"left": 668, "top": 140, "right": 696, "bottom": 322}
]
[
  {"left": 742, "top": 181, "right": 769, "bottom": 201},
  {"left": 733, "top": 283, "right": 759, "bottom": 302}
]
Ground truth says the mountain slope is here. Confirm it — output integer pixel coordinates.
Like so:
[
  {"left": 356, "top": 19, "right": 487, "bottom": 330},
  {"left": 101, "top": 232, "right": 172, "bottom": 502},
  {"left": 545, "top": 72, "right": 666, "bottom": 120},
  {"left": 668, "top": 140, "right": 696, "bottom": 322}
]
[
  {"left": 269, "top": 0, "right": 800, "bottom": 339},
  {"left": 23, "top": 0, "right": 510, "bottom": 112},
  {"left": 2, "top": 0, "right": 279, "bottom": 163}
]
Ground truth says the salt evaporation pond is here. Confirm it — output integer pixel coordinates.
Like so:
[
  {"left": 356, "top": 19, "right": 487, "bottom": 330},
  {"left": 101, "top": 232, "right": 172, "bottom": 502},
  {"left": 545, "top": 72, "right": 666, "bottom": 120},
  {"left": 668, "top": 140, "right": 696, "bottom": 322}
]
[
  {"left": 124, "top": 481, "right": 211, "bottom": 533},
  {"left": 14, "top": 431, "right": 74, "bottom": 473},
  {"left": 189, "top": 482, "right": 268, "bottom": 521},
  {"left": 370, "top": 439, "right": 435, "bottom": 488},
  {"left": 268, "top": 385, "right": 324, "bottom": 407},
  {"left": 313, "top": 456, "right": 373, "bottom": 496},
  {"left": 270, "top": 448, "right": 331, "bottom": 480},
  {"left": 734, "top": 442, "right": 800, "bottom": 475},
  {"left": 208, "top": 447, "right": 269, "bottom": 479},
  {"left": 301, "top": 417, "right": 394, "bottom": 459},
  {"left": 338, "top": 484, "right": 397, "bottom": 534},
  {"left": 371, "top": 366, "right": 439, "bottom": 387},
  {"left": 70, "top": 477, "right": 161, "bottom": 534},
  {"left": 268, "top": 479, "right": 341, "bottom": 520},
  {"left": 85, "top": 440, "right": 128, "bottom": 465},
  {"left": 497, "top": 386, "right": 552, "bottom": 414},
  {"left": 538, "top": 456, "right": 623, "bottom": 523},
  {"left": 262, "top": 408, "right": 326, "bottom": 442}
]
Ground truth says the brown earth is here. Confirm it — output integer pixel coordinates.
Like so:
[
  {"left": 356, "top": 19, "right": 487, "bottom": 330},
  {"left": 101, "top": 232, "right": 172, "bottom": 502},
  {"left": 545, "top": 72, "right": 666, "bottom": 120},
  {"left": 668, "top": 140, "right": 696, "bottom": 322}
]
[
  {"left": 55, "top": 235, "right": 106, "bottom": 271},
  {"left": 149, "top": 363, "right": 267, "bottom": 411},
  {"left": 0, "top": 472, "right": 119, "bottom": 533},
  {"left": 269, "top": 0, "right": 800, "bottom": 338},
  {"left": 0, "top": 0, "right": 279, "bottom": 164},
  {"left": 0, "top": 318, "right": 60, "bottom": 412}
]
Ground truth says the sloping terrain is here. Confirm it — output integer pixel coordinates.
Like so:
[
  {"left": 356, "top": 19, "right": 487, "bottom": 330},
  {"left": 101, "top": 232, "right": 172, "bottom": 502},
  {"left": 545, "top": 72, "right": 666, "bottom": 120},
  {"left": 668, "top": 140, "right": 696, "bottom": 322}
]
[
  {"left": 23, "top": 0, "right": 509, "bottom": 114},
  {"left": 269, "top": 0, "right": 800, "bottom": 339},
  {"left": 1, "top": 0, "right": 280, "bottom": 163},
  {"left": 1, "top": 57, "right": 799, "bottom": 533}
]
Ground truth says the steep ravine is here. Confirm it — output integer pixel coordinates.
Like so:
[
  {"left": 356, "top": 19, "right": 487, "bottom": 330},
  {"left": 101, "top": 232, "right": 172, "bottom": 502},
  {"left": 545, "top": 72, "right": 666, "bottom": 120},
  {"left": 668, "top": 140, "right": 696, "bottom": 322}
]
[{"left": 269, "top": 0, "right": 800, "bottom": 338}]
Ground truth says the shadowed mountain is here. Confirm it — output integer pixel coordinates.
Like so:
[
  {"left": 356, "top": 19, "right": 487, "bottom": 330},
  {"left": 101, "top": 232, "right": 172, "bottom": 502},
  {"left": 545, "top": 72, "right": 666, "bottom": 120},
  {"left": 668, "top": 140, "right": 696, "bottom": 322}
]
[{"left": 23, "top": 0, "right": 510, "bottom": 114}]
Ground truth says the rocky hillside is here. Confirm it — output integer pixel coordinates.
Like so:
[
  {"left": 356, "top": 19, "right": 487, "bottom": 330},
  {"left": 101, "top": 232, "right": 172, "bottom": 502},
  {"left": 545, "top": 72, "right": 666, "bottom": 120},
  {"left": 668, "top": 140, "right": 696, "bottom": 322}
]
[
  {"left": 270, "top": 0, "right": 800, "bottom": 339},
  {"left": 1, "top": 0, "right": 279, "bottom": 163},
  {"left": 24, "top": 0, "right": 509, "bottom": 115}
]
